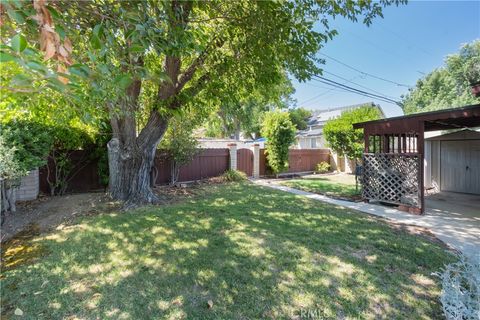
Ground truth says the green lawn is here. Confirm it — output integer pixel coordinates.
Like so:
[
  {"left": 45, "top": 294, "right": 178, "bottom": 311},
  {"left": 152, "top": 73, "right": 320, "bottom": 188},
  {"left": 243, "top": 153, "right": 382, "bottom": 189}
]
[
  {"left": 1, "top": 183, "right": 452, "bottom": 319},
  {"left": 281, "top": 174, "right": 360, "bottom": 199}
]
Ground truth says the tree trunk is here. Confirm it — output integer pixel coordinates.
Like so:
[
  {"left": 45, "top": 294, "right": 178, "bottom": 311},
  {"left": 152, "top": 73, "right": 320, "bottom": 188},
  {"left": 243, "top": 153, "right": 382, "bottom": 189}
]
[
  {"left": 108, "top": 139, "right": 159, "bottom": 206},
  {"left": 108, "top": 111, "right": 169, "bottom": 207}
]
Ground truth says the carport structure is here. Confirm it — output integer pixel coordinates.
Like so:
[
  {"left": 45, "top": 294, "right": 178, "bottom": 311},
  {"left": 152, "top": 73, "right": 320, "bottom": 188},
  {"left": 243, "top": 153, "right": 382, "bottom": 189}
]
[{"left": 353, "top": 104, "right": 480, "bottom": 214}]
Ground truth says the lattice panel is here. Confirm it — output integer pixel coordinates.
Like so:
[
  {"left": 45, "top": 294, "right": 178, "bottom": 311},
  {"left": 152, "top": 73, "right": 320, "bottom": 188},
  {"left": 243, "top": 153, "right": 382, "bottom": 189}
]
[{"left": 362, "top": 153, "right": 421, "bottom": 208}]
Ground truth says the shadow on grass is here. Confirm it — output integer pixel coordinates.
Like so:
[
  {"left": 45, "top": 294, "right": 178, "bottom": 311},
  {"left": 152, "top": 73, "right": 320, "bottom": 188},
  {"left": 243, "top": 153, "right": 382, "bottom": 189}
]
[{"left": 1, "top": 183, "right": 453, "bottom": 319}]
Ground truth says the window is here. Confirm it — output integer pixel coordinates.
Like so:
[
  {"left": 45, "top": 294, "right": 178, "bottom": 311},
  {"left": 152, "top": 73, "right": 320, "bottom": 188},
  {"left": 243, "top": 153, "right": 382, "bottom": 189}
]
[{"left": 310, "top": 138, "right": 317, "bottom": 148}]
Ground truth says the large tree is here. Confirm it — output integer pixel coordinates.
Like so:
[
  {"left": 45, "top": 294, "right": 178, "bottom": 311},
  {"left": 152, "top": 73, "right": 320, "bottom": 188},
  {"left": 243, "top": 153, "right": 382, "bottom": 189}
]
[
  {"left": 402, "top": 40, "right": 480, "bottom": 114},
  {"left": 1, "top": 0, "right": 404, "bottom": 205}
]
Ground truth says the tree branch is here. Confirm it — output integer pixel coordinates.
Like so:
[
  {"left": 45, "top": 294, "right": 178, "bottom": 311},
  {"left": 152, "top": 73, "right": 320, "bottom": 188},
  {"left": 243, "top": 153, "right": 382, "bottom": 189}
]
[{"left": 176, "top": 37, "right": 225, "bottom": 94}]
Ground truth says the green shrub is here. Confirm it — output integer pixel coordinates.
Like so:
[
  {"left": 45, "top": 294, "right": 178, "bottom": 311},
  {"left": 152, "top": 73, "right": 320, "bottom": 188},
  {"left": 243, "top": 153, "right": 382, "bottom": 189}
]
[
  {"left": 222, "top": 169, "right": 247, "bottom": 182},
  {"left": 261, "top": 111, "right": 296, "bottom": 174},
  {"left": 315, "top": 161, "right": 331, "bottom": 173}
]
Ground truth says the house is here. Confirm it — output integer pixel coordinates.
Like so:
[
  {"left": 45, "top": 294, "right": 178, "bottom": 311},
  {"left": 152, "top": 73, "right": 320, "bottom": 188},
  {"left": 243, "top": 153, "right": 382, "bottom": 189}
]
[{"left": 295, "top": 102, "right": 385, "bottom": 149}]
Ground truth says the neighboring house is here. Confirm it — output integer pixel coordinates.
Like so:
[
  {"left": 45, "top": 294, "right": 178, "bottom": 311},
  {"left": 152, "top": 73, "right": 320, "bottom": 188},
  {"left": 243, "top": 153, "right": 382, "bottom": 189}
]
[{"left": 295, "top": 102, "right": 385, "bottom": 149}]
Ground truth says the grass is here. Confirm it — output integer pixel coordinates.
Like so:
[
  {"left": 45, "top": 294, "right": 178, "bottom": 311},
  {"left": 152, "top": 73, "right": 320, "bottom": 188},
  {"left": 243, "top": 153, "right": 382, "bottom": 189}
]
[
  {"left": 1, "top": 182, "right": 453, "bottom": 319},
  {"left": 281, "top": 174, "right": 360, "bottom": 199}
]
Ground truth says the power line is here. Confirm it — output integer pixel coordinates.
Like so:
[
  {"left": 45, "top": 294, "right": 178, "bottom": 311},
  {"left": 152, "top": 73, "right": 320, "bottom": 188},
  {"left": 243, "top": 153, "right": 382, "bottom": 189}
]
[
  {"left": 311, "top": 75, "right": 403, "bottom": 106},
  {"left": 323, "top": 70, "right": 400, "bottom": 100},
  {"left": 298, "top": 75, "right": 361, "bottom": 106},
  {"left": 318, "top": 52, "right": 412, "bottom": 88},
  {"left": 314, "top": 76, "right": 400, "bottom": 105}
]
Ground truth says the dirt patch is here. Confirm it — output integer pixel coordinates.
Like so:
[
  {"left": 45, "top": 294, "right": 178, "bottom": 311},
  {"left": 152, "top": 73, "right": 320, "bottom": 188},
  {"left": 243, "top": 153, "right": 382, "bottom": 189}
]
[
  {"left": 1, "top": 193, "right": 119, "bottom": 243},
  {"left": 1, "top": 224, "right": 47, "bottom": 272}
]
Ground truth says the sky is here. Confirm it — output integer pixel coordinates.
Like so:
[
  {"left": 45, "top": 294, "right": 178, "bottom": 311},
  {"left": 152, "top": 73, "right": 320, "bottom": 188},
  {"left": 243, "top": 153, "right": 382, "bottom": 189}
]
[{"left": 292, "top": 0, "right": 480, "bottom": 117}]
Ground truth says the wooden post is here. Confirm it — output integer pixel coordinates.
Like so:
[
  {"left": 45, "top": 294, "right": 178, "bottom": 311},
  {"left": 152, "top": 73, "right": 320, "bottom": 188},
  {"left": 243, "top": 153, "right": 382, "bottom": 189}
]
[
  {"left": 364, "top": 133, "right": 370, "bottom": 153},
  {"left": 417, "top": 122, "right": 425, "bottom": 214}
]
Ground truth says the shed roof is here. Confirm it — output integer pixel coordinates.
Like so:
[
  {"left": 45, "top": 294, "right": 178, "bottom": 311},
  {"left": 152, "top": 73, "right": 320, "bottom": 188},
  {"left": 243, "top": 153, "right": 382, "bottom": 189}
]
[{"left": 353, "top": 104, "right": 480, "bottom": 134}]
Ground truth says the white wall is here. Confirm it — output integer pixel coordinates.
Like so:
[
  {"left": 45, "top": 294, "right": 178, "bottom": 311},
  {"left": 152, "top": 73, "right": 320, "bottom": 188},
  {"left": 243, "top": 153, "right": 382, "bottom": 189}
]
[
  {"left": 16, "top": 169, "right": 39, "bottom": 201},
  {"left": 295, "top": 136, "right": 327, "bottom": 149}
]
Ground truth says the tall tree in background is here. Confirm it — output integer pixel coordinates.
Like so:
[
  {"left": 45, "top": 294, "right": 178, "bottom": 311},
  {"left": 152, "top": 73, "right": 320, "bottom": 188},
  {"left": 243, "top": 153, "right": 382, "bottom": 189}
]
[
  {"left": 205, "top": 76, "right": 295, "bottom": 139},
  {"left": 1, "top": 0, "right": 404, "bottom": 205},
  {"left": 289, "top": 107, "right": 312, "bottom": 131},
  {"left": 402, "top": 40, "right": 480, "bottom": 114}
]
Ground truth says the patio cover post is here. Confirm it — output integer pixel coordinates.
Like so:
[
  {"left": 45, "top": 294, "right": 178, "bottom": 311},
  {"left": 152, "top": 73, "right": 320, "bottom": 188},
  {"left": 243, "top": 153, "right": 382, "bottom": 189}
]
[{"left": 417, "top": 121, "right": 425, "bottom": 214}]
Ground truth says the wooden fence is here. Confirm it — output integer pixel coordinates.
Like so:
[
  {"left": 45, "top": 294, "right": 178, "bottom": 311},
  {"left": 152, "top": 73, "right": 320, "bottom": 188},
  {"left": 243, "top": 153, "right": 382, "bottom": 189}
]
[
  {"left": 39, "top": 149, "right": 230, "bottom": 194},
  {"left": 152, "top": 148, "right": 230, "bottom": 185},
  {"left": 38, "top": 148, "right": 330, "bottom": 194},
  {"left": 259, "top": 148, "right": 330, "bottom": 176}
]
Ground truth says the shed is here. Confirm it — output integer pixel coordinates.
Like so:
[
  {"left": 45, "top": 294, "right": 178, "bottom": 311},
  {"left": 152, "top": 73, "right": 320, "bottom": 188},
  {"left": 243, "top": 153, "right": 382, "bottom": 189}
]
[
  {"left": 425, "top": 129, "right": 480, "bottom": 194},
  {"left": 353, "top": 103, "right": 480, "bottom": 214}
]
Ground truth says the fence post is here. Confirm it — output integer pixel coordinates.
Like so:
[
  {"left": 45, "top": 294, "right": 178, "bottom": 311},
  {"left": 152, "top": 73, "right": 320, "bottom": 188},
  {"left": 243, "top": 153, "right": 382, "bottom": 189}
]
[
  {"left": 228, "top": 143, "right": 237, "bottom": 170},
  {"left": 252, "top": 144, "right": 260, "bottom": 178}
]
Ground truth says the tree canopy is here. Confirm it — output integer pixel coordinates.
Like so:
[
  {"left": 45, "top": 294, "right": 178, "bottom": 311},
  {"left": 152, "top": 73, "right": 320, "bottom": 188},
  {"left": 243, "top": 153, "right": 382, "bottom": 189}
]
[
  {"left": 289, "top": 107, "right": 312, "bottom": 131},
  {"left": 402, "top": 40, "right": 480, "bottom": 114},
  {"left": 323, "top": 105, "right": 382, "bottom": 159},
  {"left": 1, "top": 0, "right": 405, "bottom": 204}
]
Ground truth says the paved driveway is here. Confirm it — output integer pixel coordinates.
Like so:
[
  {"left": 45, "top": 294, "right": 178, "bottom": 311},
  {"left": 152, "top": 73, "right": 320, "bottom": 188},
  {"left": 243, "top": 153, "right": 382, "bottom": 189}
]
[
  {"left": 253, "top": 179, "right": 480, "bottom": 258},
  {"left": 424, "top": 192, "right": 480, "bottom": 258}
]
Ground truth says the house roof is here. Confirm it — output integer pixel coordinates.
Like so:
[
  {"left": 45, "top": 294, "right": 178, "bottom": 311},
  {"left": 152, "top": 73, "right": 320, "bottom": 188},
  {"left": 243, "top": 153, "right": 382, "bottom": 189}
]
[
  {"left": 306, "top": 102, "right": 384, "bottom": 128},
  {"left": 297, "top": 102, "right": 384, "bottom": 138},
  {"left": 296, "top": 128, "right": 323, "bottom": 137}
]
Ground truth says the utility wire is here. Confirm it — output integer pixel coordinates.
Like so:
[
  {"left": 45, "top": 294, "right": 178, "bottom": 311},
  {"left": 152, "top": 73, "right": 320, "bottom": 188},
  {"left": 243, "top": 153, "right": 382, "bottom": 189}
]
[
  {"left": 323, "top": 70, "right": 401, "bottom": 100},
  {"left": 318, "top": 52, "right": 411, "bottom": 88},
  {"left": 298, "top": 75, "right": 361, "bottom": 106},
  {"left": 314, "top": 77, "right": 400, "bottom": 105},
  {"left": 311, "top": 75, "right": 403, "bottom": 106}
]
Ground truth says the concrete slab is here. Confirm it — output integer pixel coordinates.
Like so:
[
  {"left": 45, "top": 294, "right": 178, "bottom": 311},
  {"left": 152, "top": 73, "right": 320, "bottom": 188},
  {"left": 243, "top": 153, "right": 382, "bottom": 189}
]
[{"left": 252, "top": 179, "right": 479, "bottom": 258}]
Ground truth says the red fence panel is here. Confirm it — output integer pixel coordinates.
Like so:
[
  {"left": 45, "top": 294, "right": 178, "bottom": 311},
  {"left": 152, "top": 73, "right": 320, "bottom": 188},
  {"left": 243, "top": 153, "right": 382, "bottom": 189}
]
[
  {"left": 153, "top": 148, "right": 230, "bottom": 185},
  {"left": 237, "top": 148, "right": 253, "bottom": 176},
  {"left": 259, "top": 148, "right": 330, "bottom": 176}
]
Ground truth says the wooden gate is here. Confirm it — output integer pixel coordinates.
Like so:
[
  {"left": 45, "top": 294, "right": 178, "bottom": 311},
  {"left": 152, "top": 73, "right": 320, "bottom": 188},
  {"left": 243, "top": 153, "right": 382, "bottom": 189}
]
[{"left": 237, "top": 148, "right": 253, "bottom": 176}]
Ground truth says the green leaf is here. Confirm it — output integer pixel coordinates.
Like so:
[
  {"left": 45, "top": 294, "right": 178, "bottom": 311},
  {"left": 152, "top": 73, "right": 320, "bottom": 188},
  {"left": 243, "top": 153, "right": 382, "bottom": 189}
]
[
  {"left": 114, "top": 74, "right": 133, "bottom": 89},
  {"left": 93, "top": 24, "right": 104, "bottom": 38},
  {"left": 56, "top": 25, "right": 66, "bottom": 40},
  {"left": 11, "top": 74, "right": 31, "bottom": 87},
  {"left": 0, "top": 52, "right": 16, "bottom": 62},
  {"left": 129, "top": 44, "right": 145, "bottom": 53},
  {"left": 26, "top": 60, "right": 46, "bottom": 72},
  {"left": 11, "top": 34, "right": 27, "bottom": 53},
  {"left": 90, "top": 35, "right": 101, "bottom": 50},
  {"left": 7, "top": 8, "right": 25, "bottom": 24},
  {"left": 68, "top": 64, "right": 90, "bottom": 78},
  {"left": 46, "top": 5, "right": 61, "bottom": 19}
]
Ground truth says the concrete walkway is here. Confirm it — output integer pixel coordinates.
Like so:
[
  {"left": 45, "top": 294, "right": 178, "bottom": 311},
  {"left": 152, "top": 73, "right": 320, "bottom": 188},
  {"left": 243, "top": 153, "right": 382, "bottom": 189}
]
[{"left": 252, "top": 179, "right": 479, "bottom": 258}]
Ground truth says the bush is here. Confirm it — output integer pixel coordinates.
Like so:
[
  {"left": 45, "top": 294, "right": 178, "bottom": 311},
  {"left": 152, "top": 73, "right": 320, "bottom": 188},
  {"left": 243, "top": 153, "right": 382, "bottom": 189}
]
[
  {"left": 434, "top": 255, "right": 480, "bottom": 320},
  {"left": 323, "top": 105, "right": 382, "bottom": 160},
  {"left": 222, "top": 169, "right": 247, "bottom": 182},
  {"left": 315, "top": 161, "right": 331, "bottom": 174},
  {"left": 261, "top": 111, "right": 296, "bottom": 174}
]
